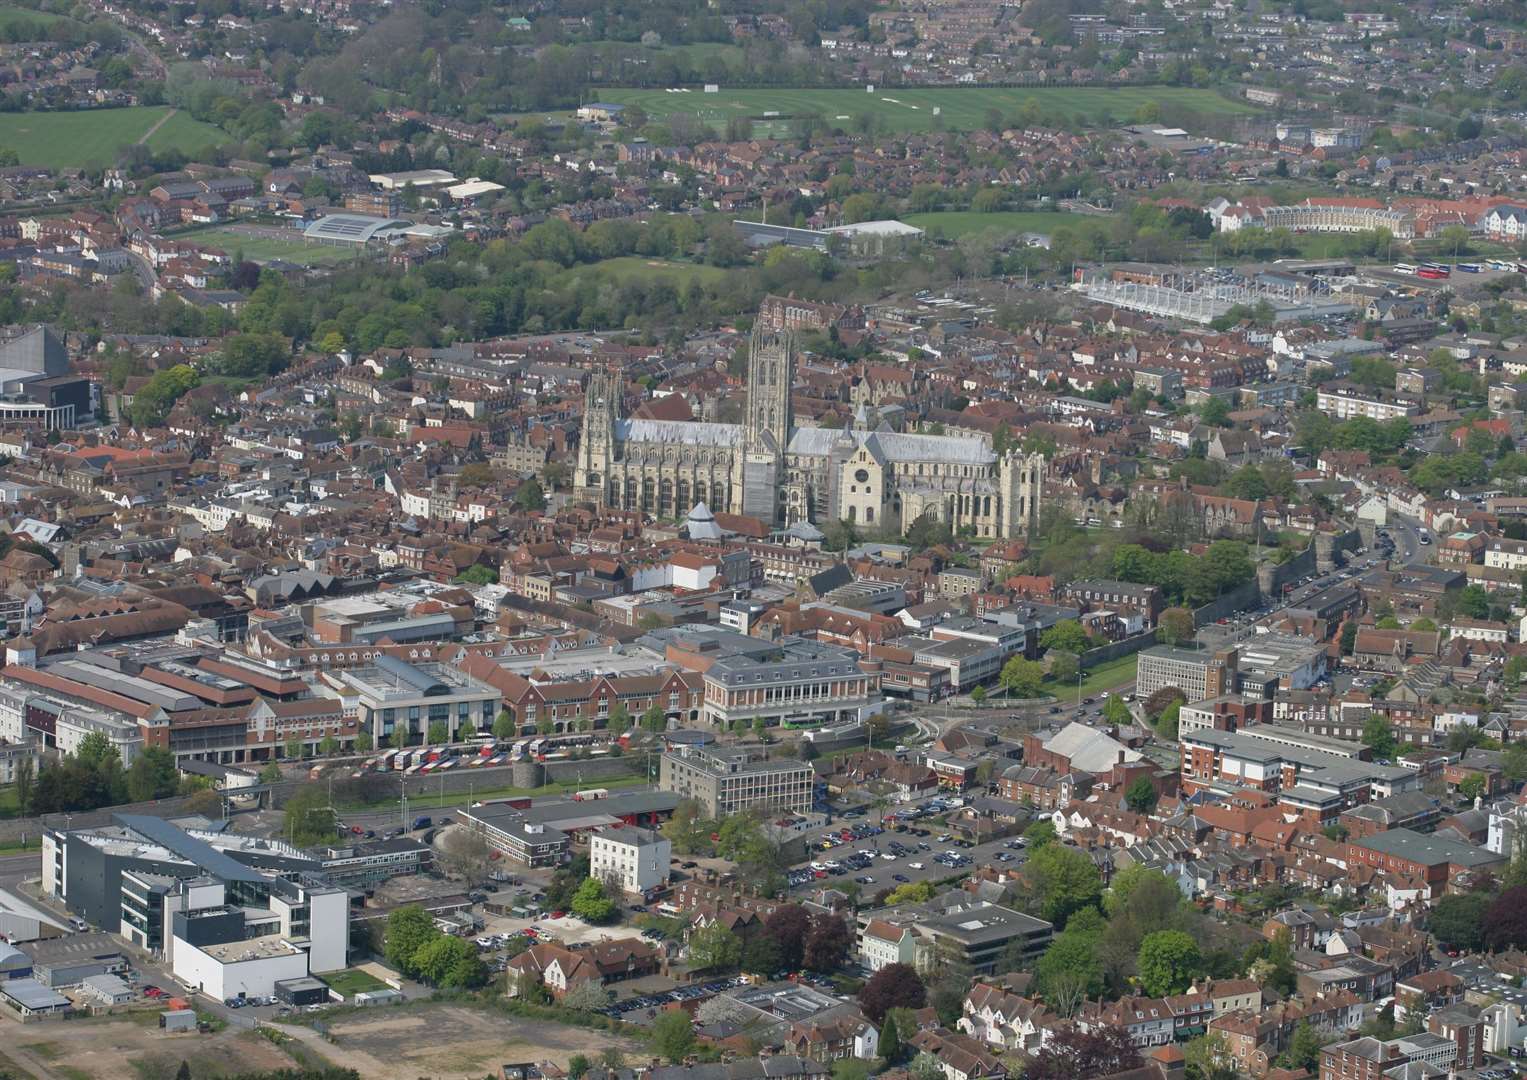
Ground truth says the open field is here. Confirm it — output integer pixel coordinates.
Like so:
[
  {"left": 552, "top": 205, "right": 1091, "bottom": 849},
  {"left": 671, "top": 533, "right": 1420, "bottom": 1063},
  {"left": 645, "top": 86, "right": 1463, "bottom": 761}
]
[
  {"left": 176, "top": 226, "right": 363, "bottom": 267},
  {"left": 0, "top": 1015, "right": 298, "bottom": 1080},
  {"left": 904, "top": 210, "right": 1098, "bottom": 239},
  {"left": 334, "top": 771, "right": 647, "bottom": 812},
  {"left": 1074, "top": 653, "right": 1141, "bottom": 697},
  {"left": 0, "top": 5, "right": 69, "bottom": 29},
  {"left": 554, "top": 255, "right": 730, "bottom": 289},
  {"left": 289, "top": 1003, "right": 644, "bottom": 1080},
  {"left": 0, "top": 107, "right": 227, "bottom": 169},
  {"left": 595, "top": 86, "right": 1253, "bottom": 135}
]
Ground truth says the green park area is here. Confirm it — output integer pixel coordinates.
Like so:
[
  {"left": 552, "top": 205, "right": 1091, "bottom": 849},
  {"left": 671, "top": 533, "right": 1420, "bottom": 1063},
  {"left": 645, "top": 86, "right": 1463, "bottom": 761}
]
[
  {"left": 554, "top": 255, "right": 729, "bottom": 290},
  {"left": 595, "top": 86, "right": 1253, "bottom": 135},
  {"left": 0, "top": 106, "right": 227, "bottom": 169},
  {"left": 180, "top": 227, "right": 366, "bottom": 267},
  {"left": 322, "top": 968, "right": 390, "bottom": 998}
]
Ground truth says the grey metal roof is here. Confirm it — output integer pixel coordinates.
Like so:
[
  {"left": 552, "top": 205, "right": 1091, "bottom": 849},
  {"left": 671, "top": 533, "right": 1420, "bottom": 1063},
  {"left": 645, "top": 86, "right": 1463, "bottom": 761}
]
[
  {"left": 372, "top": 655, "right": 449, "bottom": 695},
  {"left": 115, "top": 814, "right": 267, "bottom": 884},
  {"left": 2, "top": 977, "right": 68, "bottom": 1009}
]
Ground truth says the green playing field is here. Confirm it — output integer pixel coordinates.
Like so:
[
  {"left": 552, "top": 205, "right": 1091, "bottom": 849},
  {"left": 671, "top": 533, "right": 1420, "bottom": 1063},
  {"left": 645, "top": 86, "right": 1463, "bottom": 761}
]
[{"left": 595, "top": 85, "right": 1253, "bottom": 135}]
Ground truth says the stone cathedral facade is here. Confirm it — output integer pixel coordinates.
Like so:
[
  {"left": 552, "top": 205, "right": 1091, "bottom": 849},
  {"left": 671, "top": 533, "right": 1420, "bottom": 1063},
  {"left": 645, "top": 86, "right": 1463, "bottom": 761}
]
[{"left": 574, "top": 324, "right": 1044, "bottom": 540}]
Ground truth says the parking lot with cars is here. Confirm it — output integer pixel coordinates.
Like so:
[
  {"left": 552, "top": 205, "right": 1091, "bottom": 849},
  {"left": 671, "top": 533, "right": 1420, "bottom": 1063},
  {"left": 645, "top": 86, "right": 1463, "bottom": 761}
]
[{"left": 787, "top": 796, "right": 1030, "bottom": 893}]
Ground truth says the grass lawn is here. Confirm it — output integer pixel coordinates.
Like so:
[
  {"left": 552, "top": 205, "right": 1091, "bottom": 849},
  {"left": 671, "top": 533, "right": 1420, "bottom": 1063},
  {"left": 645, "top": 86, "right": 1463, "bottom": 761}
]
[
  {"left": 554, "top": 255, "right": 729, "bottom": 289},
  {"left": 322, "top": 969, "right": 388, "bottom": 998},
  {"left": 904, "top": 210, "right": 1101, "bottom": 239},
  {"left": 175, "top": 227, "right": 364, "bottom": 267},
  {"left": 0, "top": 5, "right": 68, "bottom": 28},
  {"left": 596, "top": 86, "right": 1253, "bottom": 136},
  {"left": 1074, "top": 653, "right": 1141, "bottom": 697},
  {"left": 0, "top": 107, "right": 228, "bottom": 169},
  {"left": 335, "top": 772, "right": 648, "bottom": 812}
]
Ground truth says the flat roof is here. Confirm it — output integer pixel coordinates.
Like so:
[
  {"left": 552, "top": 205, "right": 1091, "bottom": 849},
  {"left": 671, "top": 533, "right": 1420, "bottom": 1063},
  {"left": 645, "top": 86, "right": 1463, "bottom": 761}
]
[
  {"left": 201, "top": 933, "right": 303, "bottom": 963},
  {"left": 2, "top": 977, "right": 68, "bottom": 1009},
  {"left": 1352, "top": 827, "right": 1502, "bottom": 867}
]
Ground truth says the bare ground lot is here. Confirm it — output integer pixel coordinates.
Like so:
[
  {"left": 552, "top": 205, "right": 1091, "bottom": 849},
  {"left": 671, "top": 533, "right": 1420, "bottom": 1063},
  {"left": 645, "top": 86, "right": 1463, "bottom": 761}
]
[
  {"left": 283, "top": 1004, "right": 645, "bottom": 1080},
  {"left": 0, "top": 1013, "right": 298, "bottom": 1080}
]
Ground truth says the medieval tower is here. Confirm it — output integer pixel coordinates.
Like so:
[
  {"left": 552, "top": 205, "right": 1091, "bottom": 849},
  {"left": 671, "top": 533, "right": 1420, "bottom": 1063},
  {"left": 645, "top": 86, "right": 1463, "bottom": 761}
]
[{"left": 734, "top": 324, "right": 793, "bottom": 521}]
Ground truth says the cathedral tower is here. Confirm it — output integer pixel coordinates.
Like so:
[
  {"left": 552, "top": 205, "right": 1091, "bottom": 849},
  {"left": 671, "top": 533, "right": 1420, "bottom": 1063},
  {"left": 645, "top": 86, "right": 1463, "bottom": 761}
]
[
  {"left": 999, "top": 451, "right": 1045, "bottom": 537},
  {"left": 574, "top": 370, "right": 619, "bottom": 505},
  {"left": 735, "top": 325, "right": 794, "bottom": 521}
]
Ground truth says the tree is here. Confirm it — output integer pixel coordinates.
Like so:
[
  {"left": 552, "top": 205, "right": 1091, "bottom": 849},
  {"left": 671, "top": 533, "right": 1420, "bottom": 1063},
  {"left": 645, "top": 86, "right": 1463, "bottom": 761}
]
[
  {"left": 568, "top": 1055, "right": 592, "bottom": 1080},
  {"left": 1102, "top": 696, "right": 1131, "bottom": 726},
  {"left": 1023, "top": 839, "right": 1103, "bottom": 927},
  {"left": 1048, "top": 651, "right": 1079, "bottom": 687},
  {"left": 662, "top": 798, "right": 713, "bottom": 856},
  {"left": 998, "top": 656, "right": 1046, "bottom": 697},
  {"left": 514, "top": 477, "right": 547, "bottom": 513},
  {"left": 1458, "top": 775, "right": 1486, "bottom": 802},
  {"left": 1024, "top": 820, "right": 1057, "bottom": 848},
  {"left": 283, "top": 785, "right": 337, "bottom": 847},
  {"left": 175, "top": 1062, "right": 192, "bottom": 1080},
  {"left": 803, "top": 911, "right": 853, "bottom": 972},
  {"left": 1026, "top": 1025, "right": 1142, "bottom": 1080},
  {"left": 1485, "top": 886, "right": 1527, "bottom": 951},
  {"left": 641, "top": 703, "right": 667, "bottom": 733},
  {"left": 1157, "top": 607, "right": 1194, "bottom": 645},
  {"left": 909, "top": 1052, "right": 943, "bottom": 1080},
  {"left": 439, "top": 826, "right": 493, "bottom": 884},
  {"left": 1035, "top": 927, "right": 1106, "bottom": 1009},
  {"left": 76, "top": 731, "right": 116, "bottom": 770},
  {"left": 384, "top": 905, "right": 437, "bottom": 977},
  {"left": 650, "top": 1009, "right": 696, "bottom": 1063},
  {"left": 858, "top": 963, "right": 926, "bottom": 1023},
  {"left": 13, "top": 754, "right": 31, "bottom": 817},
  {"left": 427, "top": 721, "right": 449, "bottom": 745},
  {"left": 1137, "top": 929, "right": 1203, "bottom": 997},
  {"left": 969, "top": 685, "right": 986, "bottom": 706},
  {"left": 879, "top": 1012, "right": 903, "bottom": 1063},
  {"left": 570, "top": 878, "right": 618, "bottom": 924},
  {"left": 1459, "top": 584, "right": 1491, "bottom": 619},
  {"left": 413, "top": 933, "right": 481, "bottom": 987},
  {"left": 767, "top": 904, "right": 813, "bottom": 970},
  {"left": 1041, "top": 620, "right": 1091, "bottom": 655},
  {"left": 1156, "top": 701, "right": 1181, "bottom": 741},
  {"left": 1125, "top": 776, "right": 1158, "bottom": 814},
  {"left": 688, "top": 922, "right": 742, "bottom": 972},
  {"left": 127, "top": 746, "right": 179, "bottom": 802},
  {"left": 1361, "top": 716, "right": 1397, "bottom": 760},
  {"left": 609, "top": 702, "right": 631, "bottom": 731},
  {"left": 1277, "top": 1021, "right": 1326, "bottom": 1072},
  {"left": 493, "top": 709, "right": 517, "bottom": 740},
  {"left": 562, "top": 980, "right": 612, "bottom": 1012},
  {"left": 742, "top": 933, "right": 783, "bottom": 975},
  {"left": 1183, "top": 1031, "right": 1238, "bottom": 1080},
  {"left": 284, "top": 737, "right": 303, "bottom": 761}
]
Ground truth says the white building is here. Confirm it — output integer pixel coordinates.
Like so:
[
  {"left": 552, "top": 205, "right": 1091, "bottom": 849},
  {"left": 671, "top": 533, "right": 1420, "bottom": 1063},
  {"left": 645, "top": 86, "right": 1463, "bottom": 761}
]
[
  {"left": 588, "top": 827, "right": 671, "bottom": 895},
  {"left": 175, "top": 933, "right": 310, "bottom": 1000},
  {"left": 1487, "top": 537, "right": 1527, "bottom": 572},
  {"left": 858, "top": 917, "right": 917, "bottom": 972}
]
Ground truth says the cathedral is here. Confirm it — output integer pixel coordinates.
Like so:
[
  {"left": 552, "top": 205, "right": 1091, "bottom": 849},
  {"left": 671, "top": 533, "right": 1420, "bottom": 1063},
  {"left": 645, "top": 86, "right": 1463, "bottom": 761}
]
[{"left": 573, "top": 324, "right": 1044, "bottom": 540}]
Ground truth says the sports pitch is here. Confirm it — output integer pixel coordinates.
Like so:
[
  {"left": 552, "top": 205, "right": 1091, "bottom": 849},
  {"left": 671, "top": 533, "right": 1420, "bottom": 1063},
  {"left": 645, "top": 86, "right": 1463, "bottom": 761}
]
[
  {"left": 0, "top": 106, "right": 227, "bottom": 168},
  {"left": 595, "top": 86, "right": 1253, "bottom": 134}
]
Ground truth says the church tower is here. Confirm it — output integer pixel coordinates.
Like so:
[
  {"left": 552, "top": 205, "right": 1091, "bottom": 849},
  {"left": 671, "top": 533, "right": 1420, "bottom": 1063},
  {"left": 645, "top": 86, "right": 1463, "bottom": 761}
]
[
  {"left": 735, "top": 325, "right": 794, "bottom": 521},
  {"left": 999, "top": 451, "right": 1045, "bottom": 538},
  {"left": 574, "top": 370, "right": 619, "bottom": 506}
]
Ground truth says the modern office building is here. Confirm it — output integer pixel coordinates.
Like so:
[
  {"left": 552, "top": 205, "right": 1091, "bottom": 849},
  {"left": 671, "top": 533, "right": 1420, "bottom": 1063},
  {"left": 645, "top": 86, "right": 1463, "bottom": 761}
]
[
  {"left": 644, "top": 626, "right": 879, "bottom": 730},
  {"left": 42, "top": 815, "right": 348, "bottom": 993},
  {"left": 334, "top": 656, "right": 500, "bottom": 746},
  {"left": 659, "top": 744, "right": 815, "bottom": 818}
]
